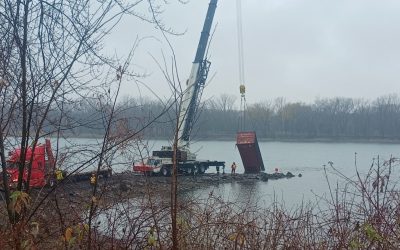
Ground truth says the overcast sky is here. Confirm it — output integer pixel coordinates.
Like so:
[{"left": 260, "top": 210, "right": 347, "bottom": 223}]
[{"left": 106, "top": 0, "right": 400, "bottom": 104}]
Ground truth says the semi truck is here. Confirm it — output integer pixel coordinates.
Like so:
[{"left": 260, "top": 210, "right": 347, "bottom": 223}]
[
  {"left": 133, "top": 0, "right": 225, "bottom": 176},
  {"left": 2, "top": 139, "right": 56, "bottom": 189},
  {"left": 1, "top": 139, "right": 112, "bottom": 189}
]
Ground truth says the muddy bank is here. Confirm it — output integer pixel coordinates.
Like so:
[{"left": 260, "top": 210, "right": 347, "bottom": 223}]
[
  {"left": 1, "top": 172, "right": 300, "bottom": 221},
  {"left": 91, "top": 171, "right": 300, "bottom": 198},
  {"left": 0, "top": 171, "right": 300, "bottom": 205}
]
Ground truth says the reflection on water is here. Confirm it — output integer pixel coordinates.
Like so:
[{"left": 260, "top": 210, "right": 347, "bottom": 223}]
[{"left": 179, "top": 179, "right": 259, "bottom": 207}]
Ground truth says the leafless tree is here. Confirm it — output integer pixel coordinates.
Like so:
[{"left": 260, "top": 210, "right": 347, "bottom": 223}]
[{"left": 0, "top": 0, "right": 185, "bottom": 248}]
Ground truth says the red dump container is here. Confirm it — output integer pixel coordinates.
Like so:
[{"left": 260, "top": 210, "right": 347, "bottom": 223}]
[{"left": 236, "top": 131, "right": 265, "bottom": 173}]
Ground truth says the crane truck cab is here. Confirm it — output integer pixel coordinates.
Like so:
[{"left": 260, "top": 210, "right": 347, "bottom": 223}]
[
  {"left": 1, "top": 139, "right": 56, "bottom": 189},
  {"left": 133, "top": 157, "right": 163, "bottom": 176}
]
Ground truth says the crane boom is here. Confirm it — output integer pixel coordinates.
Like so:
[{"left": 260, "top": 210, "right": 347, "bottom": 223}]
[
  {"left": 177, "top": 0, "right": 218, "bottom": 148},
  {"left": 139, "top": 0, "right": 225, "bottom": 176}
]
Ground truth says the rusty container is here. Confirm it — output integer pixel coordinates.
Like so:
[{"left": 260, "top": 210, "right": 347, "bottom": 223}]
[{"left": 236, "top": 131, "right": 265, "bottom": 173}]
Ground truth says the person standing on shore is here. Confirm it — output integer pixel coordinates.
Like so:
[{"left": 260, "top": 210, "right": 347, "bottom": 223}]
[
  {"left": 90, "top": 173, "right": 96, "bottom": 188},
  {"left": 231, "top": 162, "right": 237, "bottom": 175},
  {"left": 56, "top": 168, "right": 64, "bottom": 182}
]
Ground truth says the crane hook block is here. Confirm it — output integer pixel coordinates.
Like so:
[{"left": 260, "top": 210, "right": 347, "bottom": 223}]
[{"left": 240, "top": 84, "right": 246, "bottom": 95}]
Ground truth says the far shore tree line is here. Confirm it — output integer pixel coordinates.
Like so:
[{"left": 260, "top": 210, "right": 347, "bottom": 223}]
[{"left": 40, "top": 93, "right": 400, "bottom": 141}]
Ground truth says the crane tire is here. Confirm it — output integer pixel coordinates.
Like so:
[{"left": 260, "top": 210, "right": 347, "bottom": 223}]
[
  {"left": 198, "top": 165, "right": 206, "bottom": 174},
  {"left": 161, "top": 166, "right": 170, "bottom": 177},
  {"left": 186, "top": 166, "right": 194, "bottom": 175}
]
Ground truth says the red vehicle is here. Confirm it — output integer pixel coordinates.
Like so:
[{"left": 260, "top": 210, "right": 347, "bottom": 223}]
[
  {"left": 4, "top": 139, "right": 56, "bottom": 189},
  {"left": 133, "top": 158, "right": 162, "bottom": 176}
]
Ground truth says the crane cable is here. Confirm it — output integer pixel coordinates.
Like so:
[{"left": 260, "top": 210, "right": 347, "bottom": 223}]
[
  {"left": 237, "top": 0, "right": 245, "bottom": 86},
  {"left": 236, "top": 0, "right": 246, "bottom": 131}
]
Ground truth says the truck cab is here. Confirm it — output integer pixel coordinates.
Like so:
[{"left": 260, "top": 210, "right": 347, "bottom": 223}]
[
  {"left": 133, "top": 157, "right": 163, "bottom": 175},
  {"left": 2, "top": 139, "right": 55, "bottom": 189}
]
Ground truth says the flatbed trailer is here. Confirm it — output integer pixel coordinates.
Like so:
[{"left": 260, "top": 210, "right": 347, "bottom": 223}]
[{"left": 65, "top": 168, "right": 112, "bottom": 182}]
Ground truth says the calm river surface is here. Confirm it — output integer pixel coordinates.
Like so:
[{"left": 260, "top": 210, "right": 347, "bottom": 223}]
[{"left": 175, "top": 140, "right": 400, "bottom": 208}]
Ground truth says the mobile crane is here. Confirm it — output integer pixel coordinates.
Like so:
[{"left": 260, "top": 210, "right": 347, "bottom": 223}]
[{"left": 133, "top": 0, "right": 225, "bottom": 176}]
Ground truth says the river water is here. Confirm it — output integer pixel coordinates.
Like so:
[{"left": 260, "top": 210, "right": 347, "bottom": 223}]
[
  {"left": 9, "top": 137, "right": 400, "bottom": 207},
  {"left": 176, "top": 140, "right": 400, "bottom": 208}
]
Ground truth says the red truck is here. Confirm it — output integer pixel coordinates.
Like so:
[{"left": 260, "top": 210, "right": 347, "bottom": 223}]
[
  {"left": 3, "top": 139, "right": 56, "bottom": 189},
  {"left": 2, "top": 139, "right": 112, "bottom": 189}
]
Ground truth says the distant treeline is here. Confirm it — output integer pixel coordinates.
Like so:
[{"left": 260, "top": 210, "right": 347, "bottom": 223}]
[{"left": 52, "top": 94, "right": 400, "bottom": 141}]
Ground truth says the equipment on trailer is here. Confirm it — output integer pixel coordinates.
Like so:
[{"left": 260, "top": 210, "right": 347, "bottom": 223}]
[{"left": 133, "top": 0, "right": 225, "bottom": 176}]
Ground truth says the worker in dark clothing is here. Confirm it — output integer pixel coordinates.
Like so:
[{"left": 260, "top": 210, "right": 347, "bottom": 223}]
[{"left": 231, "top": 162, "right": 237, "bottom": 175}]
